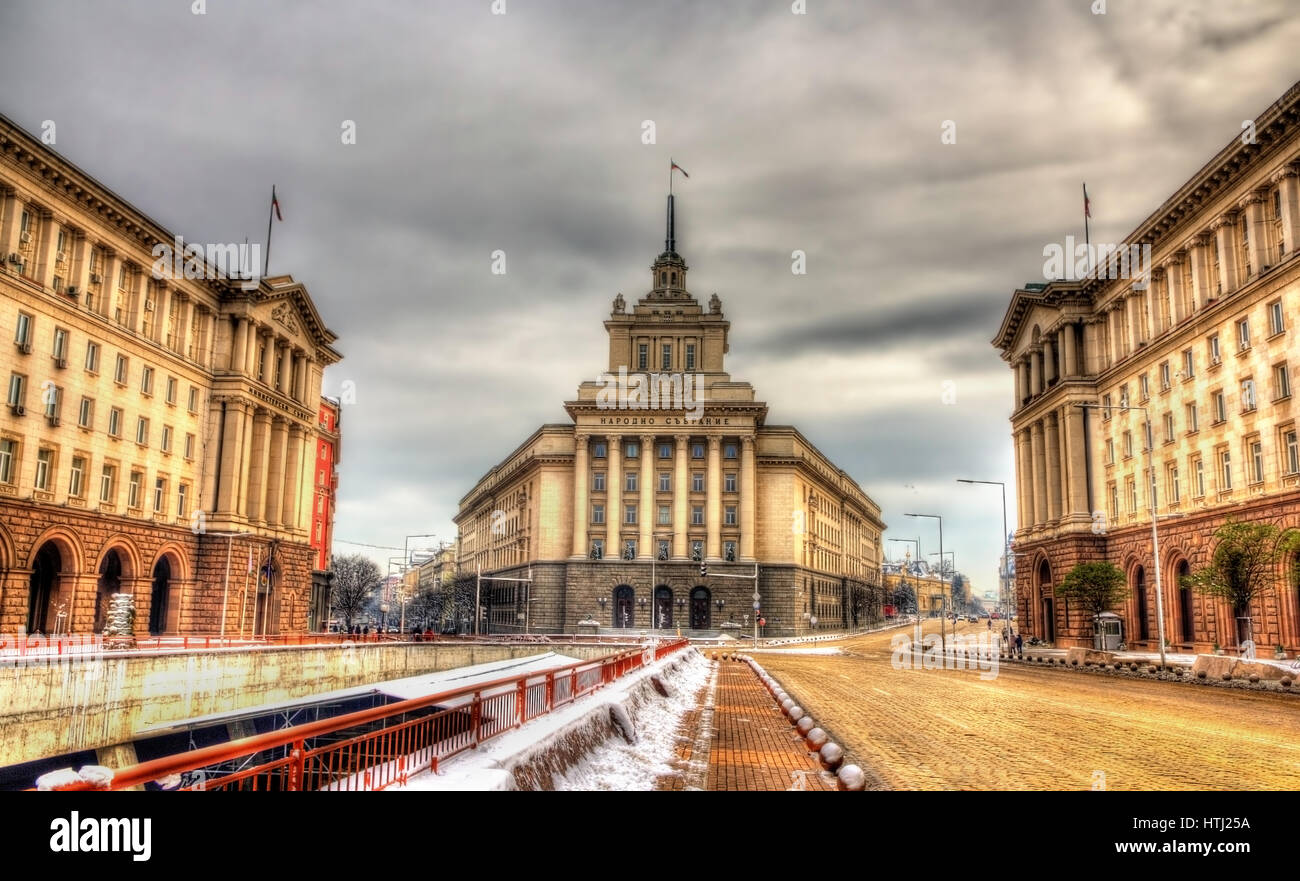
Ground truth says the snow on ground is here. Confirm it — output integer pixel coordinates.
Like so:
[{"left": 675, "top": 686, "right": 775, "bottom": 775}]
[
  {"left": 395, "top": 648, "right": 708, "bottom": 791},
  {"left": 552, "top": 649, "right": 711, "bottom": 791},
  {"left": 749, "top": 646, "right": 843, "bottom": 656}
]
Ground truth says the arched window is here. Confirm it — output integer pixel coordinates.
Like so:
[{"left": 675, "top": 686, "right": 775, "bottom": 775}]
[
  {"left": 1134, "top": 566, "right": 1149, "bottom": 641},
  {"left": 613, "top": 585, "right": 634, "bottom": 628},
  {"left": 1177, "top": 560, "right": 1194, "bottom": 643},
  {"left": 660, "top": 271, "right": 667, "bottom": 286},
  {"left": 690, "top": 586, "right": 710, "bottom": 630}
]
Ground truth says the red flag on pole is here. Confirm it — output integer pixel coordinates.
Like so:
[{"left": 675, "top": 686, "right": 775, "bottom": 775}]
[{"left": 272, "top": 186, "right": 283, "bottom": 221}]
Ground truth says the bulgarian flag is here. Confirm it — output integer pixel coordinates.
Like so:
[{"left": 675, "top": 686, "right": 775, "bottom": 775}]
[
  {"left": 272, "top": 186, "right": 283, "bottom": 221},
  {"left": 670, "top": 160, "right": 689, "bottom": 178}
]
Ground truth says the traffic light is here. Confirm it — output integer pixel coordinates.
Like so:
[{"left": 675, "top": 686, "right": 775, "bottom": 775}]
[{"left": 699, "top": 562, "right": 707, "bottom": 577}]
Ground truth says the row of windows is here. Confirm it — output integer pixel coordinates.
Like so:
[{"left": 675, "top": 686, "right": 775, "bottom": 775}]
[
  {"left": 588, "top": 538, "right": 738, "bottom": 562},
  {"left": 635, "top": 341, "right": 697, "bottom": 371},
  {"left": 589, "top": 470, "right": 739, "bottom": 493},
  {"left": 588, "top": 439, "right": 741, "bottom": 460},
  {"left": 0, "top": 439, "right": 190, "bottom": 516},
  {"left": 1106, "top": 427, "right": 1300, "bottom": 518},
  {"left": 592, "top": 502, "right": 739, "bottom": 526}
]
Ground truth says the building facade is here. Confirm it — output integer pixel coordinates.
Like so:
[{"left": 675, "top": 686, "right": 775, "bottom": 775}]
[
  {"left": 0, "top": 114, "right": 341, "bottom": 637},
  {"left": 454, "top": 195, "right": 886, "bottom": 636},
  {"left": 994, "top": 81, "right": 1300, "bottom": 651},
  {"left": 310, "top": 396, "right": 340, "bottom": 573}
]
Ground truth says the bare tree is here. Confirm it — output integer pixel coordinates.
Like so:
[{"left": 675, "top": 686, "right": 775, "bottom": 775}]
[{"left": 330, "top": 554, "right": 381, "bottom": 630}]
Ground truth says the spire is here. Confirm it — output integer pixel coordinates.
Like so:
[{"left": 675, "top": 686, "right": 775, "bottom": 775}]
[{"left": 665, "top": 193, "right": 675, "bottom": 254}]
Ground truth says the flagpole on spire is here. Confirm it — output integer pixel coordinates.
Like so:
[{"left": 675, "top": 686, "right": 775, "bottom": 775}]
[
  {"left": 264, "top": 185, "right": 282, "bottom": 279},
  {"left": 1083, "top": 182, "right": 1091, "bottom": 275}
]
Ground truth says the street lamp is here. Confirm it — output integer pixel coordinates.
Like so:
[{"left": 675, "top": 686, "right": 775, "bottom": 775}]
[
  {"left": 906, "top": 513, "right": 945, "bottom": 648},
  {"left": 1077, "top": 401, "right": 1167, "bottom": 669},
  {"left": 958, "top": 478, "right": 1012, "bottom": 621}
]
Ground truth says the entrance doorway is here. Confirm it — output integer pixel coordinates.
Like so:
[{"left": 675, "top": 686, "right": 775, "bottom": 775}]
[
  {"left": 28, "top": 542, "right": 61, "bottom": 634},
  {"left": 613, "top": 585, "right": 634, "bottom": 628},
  {"left": 149, "top": 557, "right": 171, "bottom": 635},
  {"left": 96, "top": 550, "right": 124, "bottom": 633},
  {"left": 1177, "top": 560, "right": 1194, "bottom": 643},
  {"left": 654, "top": 586, "right": 672, "bottom": 629},
  {"left": 690, "top": 586, "right": 710, "bottom": 630}
]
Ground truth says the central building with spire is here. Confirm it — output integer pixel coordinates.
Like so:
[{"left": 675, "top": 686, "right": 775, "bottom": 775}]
[{"left": 453, "top": 192, "right": 885, "bottom": 636}]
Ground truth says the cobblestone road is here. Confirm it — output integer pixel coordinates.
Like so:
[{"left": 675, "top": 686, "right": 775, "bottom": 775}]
[{"left": 753, "top": 621, "right": 1300, "bottom": 790}]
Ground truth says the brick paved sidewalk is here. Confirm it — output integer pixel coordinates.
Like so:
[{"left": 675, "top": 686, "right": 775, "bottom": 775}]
[{"left": 702, "top": 659, "right": 833, "bottom": 791}]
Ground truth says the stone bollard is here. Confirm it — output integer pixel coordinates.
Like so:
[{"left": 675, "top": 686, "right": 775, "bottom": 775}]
[
  {"left": 788, "top": 706, "right": 805, "bottom": 725},
  {"left": 781, "top": 698, "right": 795, "bottom": 716},
  {"left": 836, "top": 764, "right": 866, "bottom": 792},
  {"left": 796, "top": 716, "right": 815, "bottom": 737},
  {"left": 805, "top": 727, "right": 829, "bottom": 752},
  {"left": 819, "top": 742, "right": 844, "bottom": 772}
]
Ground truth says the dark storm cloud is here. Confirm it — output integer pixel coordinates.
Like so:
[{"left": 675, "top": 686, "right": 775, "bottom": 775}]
[{"left": 2, "top": 0, "right": 1297, "bottom": 596}]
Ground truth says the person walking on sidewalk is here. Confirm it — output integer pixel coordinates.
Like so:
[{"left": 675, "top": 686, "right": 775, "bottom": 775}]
[{"left": 1015, "top": 632, "right": 1023, "bottom": 658}]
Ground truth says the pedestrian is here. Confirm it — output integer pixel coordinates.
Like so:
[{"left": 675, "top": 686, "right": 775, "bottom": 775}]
[{"left": 1015, "top": 632, "right": 1023, "bottom": 658}]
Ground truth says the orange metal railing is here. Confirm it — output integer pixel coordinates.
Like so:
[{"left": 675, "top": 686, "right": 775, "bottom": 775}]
[{"left": 45, "top": 638, "right": 689, "bottom": 791}]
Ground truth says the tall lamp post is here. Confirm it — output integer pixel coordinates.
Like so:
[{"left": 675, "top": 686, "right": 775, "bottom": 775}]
[
  {"left": 906, "top": 513, "right": 945, "bottom": 648},
  {"left": 930, "top": 550, "right": 957, "bottom": 617},
  {"left": 957, "top": 479, "right": 1011, "bottom": 621},
  {"left": 1077, "top": 402, "right": 1167, "bottom": 669}
]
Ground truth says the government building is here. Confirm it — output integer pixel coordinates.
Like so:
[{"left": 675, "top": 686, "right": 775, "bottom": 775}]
[
  {"left": 0, "top": 113, "right": 341, "bottom": 637},
  {"left": 454, "top": 194, "right": 885, "bottom": 636},
  {"left": 995, "top": 80, "right": 1300, "bottom": 652}
]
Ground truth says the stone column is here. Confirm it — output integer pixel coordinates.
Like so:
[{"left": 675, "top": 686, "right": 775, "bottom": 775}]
[
  {"left": 216, "top": 399, "right": 245, "bottom": 514},
  {"left": 1030, "top": 420, "right": 1047, "bottom": 527},
  {"left": 179, "top": 296, "right": 195, "bottom": 358},
  {"left": 607, "top": 436, "right": 622, "bottom": 556},
  {"left": 279, "top": 341, "right": 293, "bottom": 395},
  {"left": 34, "top": 210, "right": 57, "bottom": 287},
  {"left": 1209, "top": 216, "right": 1238, "bottom": 297},
  {"left": 740, "top": 436, "right": 756, "bottom": 561},
  {"left": 673, "top": 434, "right": 689, "bottom": 559},
  {"left": 1015, "top": 429, "right": 1032, "bottom": 527},
  {"left": 639, "top": 434, "right": 654, "bottom": 558},
  {"left": 96, "top": 251, "right": 117, "bottom": 318},
  {"left": 230, "top": 318, "right": 248, "bottom": 374},
  {"left": 244, "top": 321, "right": 259, "bottom": 378},
  {"left": 294, "top": 353, "right": 309, "bottom": 402},
  {"left": 1029, "top": 347, "right": 1043, "bottom": 396},
  {"left": 1066, "top": 405, "right": 1088, "bottom": 517},
  {"left": 246, "top": 408, "right": 272, "bottom": 523},
  {"left": 0, "top": 188, "right": 21, "bottom": 260},
  {"left": 1124, "top": 293, "right": 1141, "bottom": 349},
  {"left": 1045, "top": 413, "right": 1062, "bottom": 521},
  {"left": 1043, "top": 335, "right": 1057, "bottom": 386},
  {"left": 1013, "top": 360, "right": 1026, "bottom": 406},
  {"left": 1274, "top": 167, "right": 1300, "bottom": 261},
  {"left": 282, "top": 424, "right": 304, "bottom": 529},
  {"left": 572, "top": 433, "right": 589, "bottom": 557},
  {"left": 264, "top": 417, "right": 289, "bottom": 526},
  {"left": 706, "top": 436, "right": 722, "bottom": 560},
  {"left": 1187, "top": 235, "right": 1211, "bottom": 311},
  {"left": 204, "top": 308, "right": 217, "bottom": 369},
  {"left": 236, "top": 403, "right": 255, "bottom": 517},
  {"left": 157, "top": 284, "right": 174, "bottom": 346},
  {"left": 1061, "top": 323, "right": 1078, "bottom": 379},
  {"left": 1162, "top": 257, "right": 1185, "bottom": 325},
  {"left": 1081, "top": 320, "right": 1099, "bottom": 375}
]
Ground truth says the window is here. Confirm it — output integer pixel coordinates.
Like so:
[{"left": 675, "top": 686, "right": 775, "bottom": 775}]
[
  {"left": 1237, "top": 318, "right": 1250, "bottom": 351},
  {"left": 161, "top": 425, "right": 173, "bottom": 453},
  {"left": 53, "top": 328, "right": 68, "bottom": 363},
  {"left": 590, "top": 539, "right": 604, "bottom": 560},
  {"left": 100, "top": 464, "right": 116, "bottom": 503},
  {"left": 625, "top": 441, "right": 639, "bottom": 459},
  {"left": 622, "top": 540, "right": 637, "bottom": 561},
  {"left": 1159, "top": 362, "right": 1171, "bottom": 391},
  {"left": 592, "top": 472, "right": 605, "bottom": 492},
  {"left": 1275, "top": 188, "right": 1286, "bottom": 258},
  {"left": 638, "top": 344, "right": 648, "bottom": 370},
  {"left": 1208, "top": 333, "right": 1221, "bottom": 365},
  {"left": 35, "top": 448, "right": 52, "bottom": 491},
  {"left": 1212, "top": 391, "right": 1226, "bottom": 423},
  {"left": 140, "top": 366, "right": 154, "bottom": 395},
  {"left": 114, "top": 354, "right": 128, "bottom": 384},
  {"left": 1162, "top": 412, "right": 1174, "bottom": 443},
  {"left": 691, "top": 541, "right": 704, "bottom": 562},
  {"left": 1241, "top": 379, "right": 1257, "bottom": 412},
  {"left": 1101, "top": 394, "right": 1112, "bottom": 420},
  {"left": 658, "top": 472, "right": 670, "bottom": 492},
  {"left": 178, "top": 483, "right": 189, "bottom": 517},
  {"left": 1185, "top": 402, "right": 1198, "bottom": 434},
  {"left": 724, "top": 443, "right": 738, "bottom": 459},
  {"left": 136, "top": 417, "right": 149, "bottom": 446},
  {"left": 1192, "top": 457, "right": 1205, "bottom": 497},
  {"left": 7, "top": 373, "right": 27, "bottom": 409},
  {"left": 624, "top": 504, "right": 637, "bottom": 525},
  {"left": 165, "top": 376, "right": 177, "bottom": 405},
  {"left": 43, "top": 385, "right": 61, "bottom": 420},
  {"left": 1220, "top": 448, "right": 1233, "bottom": 491},
  {"left": 593, "top": 442, "right": 607, "bottom": 458},
  {"left": 692, "top": 505, "right": 704, "bottom": 525},
  {"left": 77, "top": 397, "right": 92, "bottom": 428},
  {"left": 1107, "top": 483, "right": 1118, "bottom": 520},
  {"left": 1182, "top": 348, "right": 1194, "bottom": 379},
  {"left": 658, "top": 443, "right": 671, "bottom": 459},
  {"left": 187, "top": 386, "right": 199, "bottom": 413},
  {"left": 1143, "top": 421, "right": 1153, "bottom": 452},
  {"left": 724, "top": 505, "right": 737, "bottom": 526},
  {"left": 1285, "top": 429, "right": 1299, "bottom": 475},
  {"left": 128, "top": 471, "right": 142, "bottom": 509},
  {"left": 1122, "top": 430, "right": 1133, "bottom": 459},
  {"left": 691, "top": 443, "right": 704, "bottom": 459},
  {"left": 85, "top": 342, "right": 100, "bottom": 373},
  {"left": 1274, "top": 364, "right": 1291, "bottom": 400},
  {"left": 1119, "top": 385, "right": 1130, "bottom": 409},
  {"left": 153, "top": 477, "right": 167, "bottom": 513},
  {"left": 685, "top": 343, "right": 696, "bottom": 371},
  {"left": 184, "top": 433, "right": 195, "bottom": 460},
  {"left": 692, "top": 473, "right": 704, "bottom": 492},
  {"left": 657, "top": 540, "right": 670, "bottom": 561},
  {"left": 1105, "top": 439, "right": 1115, "bottom": 465},
  {"left": 661, "top": 343, "right": 671, "bottom": 370},
  {"left": 108, "top": 407, "right": 122, "bottom": 438},
  {"left": 1126, "top": 478, "right": 1137, "bottom": 515},
  {"left": 14, "top": 312, "right": 32, "bottom": 347},
  {"left": 724, "top": 472, "right": 737, "bottom": 492},
  {"left": 1249, "top": 440, "right": 1264, "bottom": 484},
  {"left": 1270, "top": 300, "right": 1285, "bottom": 336},
  {"left": 658, "top": 505, "right": 671, "bottom": 525},
  {"left": 625, "top": 472, "right": 637, "bottom": 492},
  {"left": 69, "top": 456, "right": 86, "bottom": 497},
  {"left": 0, "top": 439, "right": 15, "bottom": 484},
  {"left": 1167, "top": 463, "right": 1180, "bottom": 504},
  {"left": 1139, "top": 374, "right": 1150, "bottom": 401}
]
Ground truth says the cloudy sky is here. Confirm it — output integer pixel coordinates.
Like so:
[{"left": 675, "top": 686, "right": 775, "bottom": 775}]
[{"left": 3, "top": 0, "right": 1298, "bottom": 596}]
